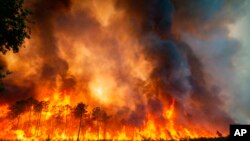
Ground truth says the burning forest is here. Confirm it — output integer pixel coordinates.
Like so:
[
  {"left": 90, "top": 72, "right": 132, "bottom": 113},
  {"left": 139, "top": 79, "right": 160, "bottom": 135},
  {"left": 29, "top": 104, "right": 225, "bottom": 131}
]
[{"left": 0, "top": 0, "right": 249, "bottom": 140}]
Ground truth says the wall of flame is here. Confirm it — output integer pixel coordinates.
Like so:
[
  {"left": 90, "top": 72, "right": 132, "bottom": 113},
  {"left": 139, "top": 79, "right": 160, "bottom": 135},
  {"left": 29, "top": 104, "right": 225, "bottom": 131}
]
[{"left": 0, "top": 0, "right": 249, "bottom": 140}]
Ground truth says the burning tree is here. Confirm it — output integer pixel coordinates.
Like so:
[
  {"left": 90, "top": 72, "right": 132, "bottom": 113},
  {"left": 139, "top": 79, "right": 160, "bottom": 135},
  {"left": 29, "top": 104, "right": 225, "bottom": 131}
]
[
  {"left": 25, "top": 97, "right": 38, "bottom": 125},
  {"left": 74, "top": 102, "right": 87, "bottom": 141},
  {"left": 91, "top": 107, "right": 110, "bottom": 139},
  {"left": 8, "top": 99, "right": 30, "bottom": 129},
  {"left": 0, "top": 0, "right": 242, "bottom": 140},
  {"left": 63, "top": 104, "right": 72, "bottom": 135},
  {"left": 34, "top": 101, "right": 44, "bottom": 135}
]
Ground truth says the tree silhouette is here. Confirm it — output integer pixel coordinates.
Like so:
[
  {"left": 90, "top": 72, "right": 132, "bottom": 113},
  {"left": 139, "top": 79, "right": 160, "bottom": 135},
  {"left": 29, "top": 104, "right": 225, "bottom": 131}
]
[
  {"left": 0, "top": 0, "right": 31, "bottom": 54},
  {"left": 63, "top": 104, "right": 72, "bottom": 135},
  {"left": 92, "top": 107, "right": 110, "bottom": 140},
  {"left": 34, "top": 101, "right": 46, "bottom": 136},
  {"left": 25, "top": 97, "right": 38, "bottom": 126},
  {"left": 8, "top": 99, "right": 27, "bottom": 128},
  {"left": 74, "top": 102, "right": 87, "bottom": 141},
  {"left": 0, "top": 0, "right": 31, "bottom": 91}
]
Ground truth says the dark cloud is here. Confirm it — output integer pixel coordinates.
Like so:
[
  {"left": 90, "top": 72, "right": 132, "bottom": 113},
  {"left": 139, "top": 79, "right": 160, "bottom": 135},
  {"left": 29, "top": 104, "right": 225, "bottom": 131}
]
[{"left": 114, "top": 0, "right": 234, "bottom": 130}]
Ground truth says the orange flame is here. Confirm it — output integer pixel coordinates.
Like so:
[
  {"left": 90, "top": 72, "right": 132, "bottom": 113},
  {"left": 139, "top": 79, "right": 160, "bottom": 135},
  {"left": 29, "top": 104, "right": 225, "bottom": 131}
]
[{"left": 0, "top": 0, "right": 229, "bottom": 140}]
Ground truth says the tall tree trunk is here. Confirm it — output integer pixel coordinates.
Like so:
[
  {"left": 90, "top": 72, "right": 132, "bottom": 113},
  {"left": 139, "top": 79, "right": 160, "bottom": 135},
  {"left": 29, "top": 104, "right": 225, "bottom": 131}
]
[
  {"left": 97, "top": 121, "right": 100, "bottom": 140},
  {"left": 77, "top": 114, "right": 82, "bottom": 141},
  {"left": 35, "top": 113, "right": 41, "bottom": 136}
]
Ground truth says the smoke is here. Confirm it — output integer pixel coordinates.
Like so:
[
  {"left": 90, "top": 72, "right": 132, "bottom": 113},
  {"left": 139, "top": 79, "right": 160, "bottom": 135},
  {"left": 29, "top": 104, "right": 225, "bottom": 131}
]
[
  {"left": 0, "top": 0, "right": 248, "bottom": 135},
  {"left": 114, "top": 0, "right": 236, "bottom": 131},
  {"left": 228, "top": 1, "right": 250, "bottom": 123},
  {"left": 30, "top": 0, "right": 73, "bottom": 90},
  {"left": 172, "top": 0, "right": 249, "bottom": 124}
]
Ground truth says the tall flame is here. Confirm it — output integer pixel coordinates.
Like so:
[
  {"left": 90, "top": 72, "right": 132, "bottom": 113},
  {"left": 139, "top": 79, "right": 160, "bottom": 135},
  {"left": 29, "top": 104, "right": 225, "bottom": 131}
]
[{"left": 0, "top": 0, "right": 238, "bottom": 140}]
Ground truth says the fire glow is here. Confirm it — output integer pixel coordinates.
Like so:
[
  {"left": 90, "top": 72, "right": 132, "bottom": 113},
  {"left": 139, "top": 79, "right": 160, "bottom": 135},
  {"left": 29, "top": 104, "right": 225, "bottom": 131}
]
[
  {"left": 0, "top": 93, "right": 215, "bottom": 140},
  {"left": 0, "top": 0, "right": 239, "bottom": 140}
]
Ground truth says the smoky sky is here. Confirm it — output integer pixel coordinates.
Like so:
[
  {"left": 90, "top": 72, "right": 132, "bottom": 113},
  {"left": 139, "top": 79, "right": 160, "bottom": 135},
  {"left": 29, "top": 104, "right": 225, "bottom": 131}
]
[
  {"left": 0, "top": 0, "right": 248, "bottom": 132},
  {"left": 114, "top": 0, "right": 235, "bottom": 130}
]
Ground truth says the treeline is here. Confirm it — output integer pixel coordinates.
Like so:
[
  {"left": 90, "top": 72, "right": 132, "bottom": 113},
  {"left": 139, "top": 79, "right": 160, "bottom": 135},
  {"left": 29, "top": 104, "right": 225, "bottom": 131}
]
[
  {"left": 4, "top": 97, "right": 228, "bottom": 140},
  {"left": 7, "top": 97, "right": 110, "bottom": 140}
]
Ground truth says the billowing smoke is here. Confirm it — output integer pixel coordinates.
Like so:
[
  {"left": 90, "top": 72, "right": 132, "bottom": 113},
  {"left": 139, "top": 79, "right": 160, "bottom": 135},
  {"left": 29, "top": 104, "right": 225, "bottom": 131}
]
[
  {"left": 0, "top": 0, "right": 249, "bottom": 138},
  {"left": 30, "top": 0, "right": 72, "bottom": 89},
  {"left": 172, "top": 0, "right": 249, "bottom": 124},
  {"left": 114, "top": 0, "right": 234, "bottom": 131},
  {"left": 0, "top": 0, "right": 74, "bottom": 103}
]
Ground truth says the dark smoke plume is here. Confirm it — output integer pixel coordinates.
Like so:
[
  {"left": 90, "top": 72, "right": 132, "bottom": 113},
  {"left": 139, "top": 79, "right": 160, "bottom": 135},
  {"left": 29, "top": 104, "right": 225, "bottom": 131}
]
[
  {"left": 1, "top": 0, "right": 247, "bottom": 134},
  {"left": 114, "top": 0, "right": 234, "bottom": 130}
]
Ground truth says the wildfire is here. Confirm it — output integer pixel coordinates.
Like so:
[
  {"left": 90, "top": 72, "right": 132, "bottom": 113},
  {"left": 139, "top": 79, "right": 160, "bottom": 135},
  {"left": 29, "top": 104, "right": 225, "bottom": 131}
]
[
  {"left": 0, "top": 0, "right": 233, "bottom": 140},
  {"left": 0, "top": 92, "right": 221, "bottom": 140}
]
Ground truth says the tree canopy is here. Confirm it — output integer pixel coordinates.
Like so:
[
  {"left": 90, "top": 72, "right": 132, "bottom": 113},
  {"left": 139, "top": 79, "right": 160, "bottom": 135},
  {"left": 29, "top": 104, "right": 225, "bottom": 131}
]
[{"left": 0, "top": 0, "right": 31, "bottom": 54}]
